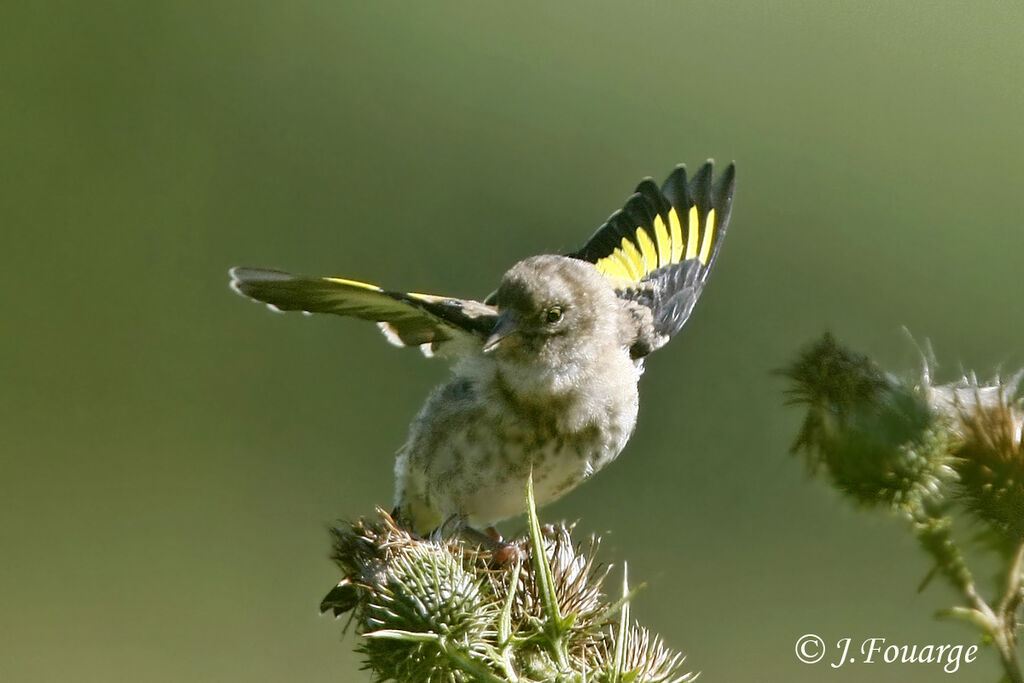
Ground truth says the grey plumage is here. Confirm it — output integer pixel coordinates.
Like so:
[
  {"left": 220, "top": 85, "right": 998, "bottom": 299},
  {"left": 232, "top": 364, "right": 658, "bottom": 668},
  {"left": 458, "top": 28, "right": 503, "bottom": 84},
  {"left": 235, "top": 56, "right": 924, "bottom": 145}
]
[
  {"left": 394, "top": 256, "right": 641, "bottom": 532},
  {"left": 230, "top": 162, "right": 736, "bottom": 534}
]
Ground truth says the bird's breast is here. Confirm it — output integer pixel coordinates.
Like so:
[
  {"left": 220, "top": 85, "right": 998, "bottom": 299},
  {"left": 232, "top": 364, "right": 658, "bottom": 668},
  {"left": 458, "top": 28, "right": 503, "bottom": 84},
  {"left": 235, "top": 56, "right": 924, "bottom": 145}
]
[
  {"left": 398, "top": 348, "right": 641, "bottom": 530},
  {"left": 471, "top": 359, "right": 640, "bottom": 511}
]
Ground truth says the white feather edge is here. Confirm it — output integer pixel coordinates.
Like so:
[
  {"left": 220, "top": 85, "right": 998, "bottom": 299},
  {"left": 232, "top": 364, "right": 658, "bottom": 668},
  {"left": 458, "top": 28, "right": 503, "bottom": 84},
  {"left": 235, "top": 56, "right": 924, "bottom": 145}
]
[
  {"left": 376, "top": 321, "right": 406, "bottom": 347},
  {"left": 229, "top": 273, "right": 306, "bottom": 316},
  {"left": 375, "top": 322, "right": 437, "bottom": 357},
  {"left": 228, "top": 276, "right": 246, "bottom": 297},
  {"left": 232, "top": 273, "right": 452, "bottom": 355}
]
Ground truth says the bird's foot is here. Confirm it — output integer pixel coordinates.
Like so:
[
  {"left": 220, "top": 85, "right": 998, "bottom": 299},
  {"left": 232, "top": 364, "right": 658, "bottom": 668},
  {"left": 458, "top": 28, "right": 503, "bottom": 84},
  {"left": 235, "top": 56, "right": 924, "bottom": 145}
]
[{"left": 455, "top": 524, "right": 524, "bottom": 566}]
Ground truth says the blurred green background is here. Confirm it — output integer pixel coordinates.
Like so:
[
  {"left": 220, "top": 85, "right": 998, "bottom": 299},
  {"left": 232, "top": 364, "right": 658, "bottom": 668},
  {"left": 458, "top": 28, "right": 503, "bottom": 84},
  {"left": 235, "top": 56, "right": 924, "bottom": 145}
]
[{"left": 3, "top": 2, "right": 1022, "bottom": 681}]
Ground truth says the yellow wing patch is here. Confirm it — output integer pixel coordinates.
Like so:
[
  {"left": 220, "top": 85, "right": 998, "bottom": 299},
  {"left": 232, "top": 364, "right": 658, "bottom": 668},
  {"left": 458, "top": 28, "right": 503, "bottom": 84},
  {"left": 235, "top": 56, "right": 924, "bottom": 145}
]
[
  {"left": 698, "top": 208, "right": 716, "bottom": 265},
  {"left": 593, "top": 205, "right": 718, "bottom": 282},
  {"left": 685, "top": 206, "right": 700, "bottom": 261},
  {"left": 323, "top": 277, "right": 382, "bottom": 292},
  {"left": 618, "top": 238, "right": 644, "bottom": 279},
  {"left": 635, "top": 227, "right": 658, "bottom": 271},
  {"left": 668, "top": 208, "right": 684, "bottom": 262},
  {"left": 653, "top": 215, "right": 671, "bottom": 268}
]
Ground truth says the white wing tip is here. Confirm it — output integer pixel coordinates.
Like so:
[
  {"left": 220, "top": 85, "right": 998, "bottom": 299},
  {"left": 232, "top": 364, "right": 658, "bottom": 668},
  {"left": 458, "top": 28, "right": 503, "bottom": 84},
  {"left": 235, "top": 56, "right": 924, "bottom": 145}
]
[
  {"left": 376, "top": 322, "right": 406, "bottom": 347},
  {"left": 228, "top": 276, "right": 246, "bottom": 298}
]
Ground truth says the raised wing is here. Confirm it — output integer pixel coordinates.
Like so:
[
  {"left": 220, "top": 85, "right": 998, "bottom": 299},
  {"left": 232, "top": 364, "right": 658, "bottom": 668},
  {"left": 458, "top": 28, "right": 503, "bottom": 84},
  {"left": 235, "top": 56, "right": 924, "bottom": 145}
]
[
  {"left": 229, "top": 267, "right": 497, "bottom": 358},
  {"left": 570, "top": 161, "right": 736, "bottom": 355}
]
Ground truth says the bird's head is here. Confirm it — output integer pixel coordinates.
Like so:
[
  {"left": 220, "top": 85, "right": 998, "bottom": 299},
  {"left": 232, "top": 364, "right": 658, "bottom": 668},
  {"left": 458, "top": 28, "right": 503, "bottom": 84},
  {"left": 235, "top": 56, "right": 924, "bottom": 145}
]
[{"left": 484, "top": 255, "right": 620, "bottom": 368}]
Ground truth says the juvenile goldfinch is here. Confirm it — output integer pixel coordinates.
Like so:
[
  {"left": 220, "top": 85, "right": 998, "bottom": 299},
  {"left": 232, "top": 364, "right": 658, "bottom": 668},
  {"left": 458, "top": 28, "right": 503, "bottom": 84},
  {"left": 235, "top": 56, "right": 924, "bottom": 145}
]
[{"left": 231, "top": 162, "right": 736, "bottom": 534}]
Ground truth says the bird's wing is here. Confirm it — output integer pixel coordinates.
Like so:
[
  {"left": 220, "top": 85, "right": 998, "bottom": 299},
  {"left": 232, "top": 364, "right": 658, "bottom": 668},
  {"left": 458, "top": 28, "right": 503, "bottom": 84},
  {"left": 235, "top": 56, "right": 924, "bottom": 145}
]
[
  {"left": 569, "top": 161, "right": 736, "bottom": 356},
  {"left": 229, "top": 267, "right": 497, "bottom": 358}
]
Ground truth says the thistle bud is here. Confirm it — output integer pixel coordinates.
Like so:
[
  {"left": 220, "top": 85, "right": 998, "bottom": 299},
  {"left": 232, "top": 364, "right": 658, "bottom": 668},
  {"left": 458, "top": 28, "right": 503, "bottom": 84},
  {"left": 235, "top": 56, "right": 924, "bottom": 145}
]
[{"left": 783, "top": 334, "right": 957, "bottom": 517}]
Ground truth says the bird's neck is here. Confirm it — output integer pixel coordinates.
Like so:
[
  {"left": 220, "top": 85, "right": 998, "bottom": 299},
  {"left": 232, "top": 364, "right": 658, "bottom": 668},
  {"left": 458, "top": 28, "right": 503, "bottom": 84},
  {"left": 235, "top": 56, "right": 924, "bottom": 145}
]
[{"left": 492, "top": 358, "right": 585, "bottom": 400}]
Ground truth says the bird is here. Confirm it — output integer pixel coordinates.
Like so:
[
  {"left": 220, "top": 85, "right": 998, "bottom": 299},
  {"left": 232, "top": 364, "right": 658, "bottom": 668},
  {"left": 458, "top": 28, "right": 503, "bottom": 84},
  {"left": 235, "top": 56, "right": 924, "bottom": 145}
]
[{"left": 230, "top": 161, "right": 736, "bottom": 536}]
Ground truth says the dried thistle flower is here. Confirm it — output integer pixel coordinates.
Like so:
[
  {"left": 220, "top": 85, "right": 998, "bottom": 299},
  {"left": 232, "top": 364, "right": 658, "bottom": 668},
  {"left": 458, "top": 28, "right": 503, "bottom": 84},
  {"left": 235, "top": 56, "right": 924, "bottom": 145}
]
[
  {"left": 322, "top": 481, "right": 695, "bottom": 683},
  {"left": 940, "top": 375, "right": 1024, "bottom": 543}
]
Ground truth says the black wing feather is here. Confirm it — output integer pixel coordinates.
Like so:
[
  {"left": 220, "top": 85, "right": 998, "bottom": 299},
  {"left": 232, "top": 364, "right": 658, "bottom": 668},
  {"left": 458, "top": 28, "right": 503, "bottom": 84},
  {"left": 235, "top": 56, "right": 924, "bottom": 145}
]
[
  {"left": 570, "top": 161, "right": 736, "bottom": 354},
  {"left": 229, "top": 267, "right": 496, "bottom": 357}
]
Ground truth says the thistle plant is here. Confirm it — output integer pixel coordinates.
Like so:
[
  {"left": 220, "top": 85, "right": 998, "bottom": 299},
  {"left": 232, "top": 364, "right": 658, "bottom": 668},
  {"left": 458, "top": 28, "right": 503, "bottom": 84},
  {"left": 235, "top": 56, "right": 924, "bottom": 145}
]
[
  {"left": 784, "top": 334, "right": 1024, "bottom": 683},
  {"left": 322, "top": 476, "right": 695, "bottom": 683}
]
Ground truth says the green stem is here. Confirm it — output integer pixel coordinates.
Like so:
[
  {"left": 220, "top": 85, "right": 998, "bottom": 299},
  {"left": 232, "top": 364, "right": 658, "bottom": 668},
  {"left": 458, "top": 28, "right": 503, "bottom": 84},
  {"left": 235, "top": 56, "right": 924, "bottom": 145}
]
[
  {"left": 917, "top": 517, "right": 1022, "bottom": 682},
  {"left": 526, "top": 471, "right": 571, "bottom": 672},
  {"left": 998, "top": 541, "right": 1024, "bottom": 626},
  {"left": 610, "top": 564, "right": 630, "bottom": 683},
  {"left": 498, "top": 555, "right": 523, "bottom": 682},
  {"left": 993, "top": 541, "right": 1024, "bottom": 683}
]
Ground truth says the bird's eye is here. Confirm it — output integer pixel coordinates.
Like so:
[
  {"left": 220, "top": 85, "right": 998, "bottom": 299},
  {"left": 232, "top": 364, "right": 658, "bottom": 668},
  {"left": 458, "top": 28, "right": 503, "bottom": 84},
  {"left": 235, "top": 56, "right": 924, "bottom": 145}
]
[{"left": 545, "top": 306, "right": 563, "bottom": 324}]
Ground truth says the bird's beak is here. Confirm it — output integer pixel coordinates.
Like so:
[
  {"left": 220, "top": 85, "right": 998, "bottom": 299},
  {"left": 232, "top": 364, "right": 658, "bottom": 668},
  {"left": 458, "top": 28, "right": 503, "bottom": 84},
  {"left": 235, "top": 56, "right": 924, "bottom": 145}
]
[{"left": 483, "top": 312, "right": 519, "bottom": 353}]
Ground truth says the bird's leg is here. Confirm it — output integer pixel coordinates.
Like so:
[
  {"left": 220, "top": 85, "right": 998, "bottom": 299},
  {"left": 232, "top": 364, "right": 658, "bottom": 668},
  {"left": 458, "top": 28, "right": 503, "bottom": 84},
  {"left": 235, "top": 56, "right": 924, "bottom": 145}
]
[
  {"left": 470, "top": 527, "right": 523, "bottom": 566},
  {"left": 435, "top": 516, "right": 523, "bottom": 566},
  {"left": 436, "top": 514, "right": 463, "bottom": 537},
  {"left": 459, "top": 525, "right": 503, "bottom": 548}
]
